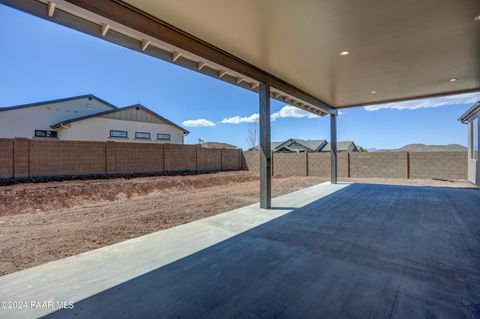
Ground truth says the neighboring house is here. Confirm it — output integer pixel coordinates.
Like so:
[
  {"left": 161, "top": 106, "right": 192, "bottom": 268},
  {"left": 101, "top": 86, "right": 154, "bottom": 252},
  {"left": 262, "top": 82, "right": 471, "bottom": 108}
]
[
  {"left": 199, "top": 141, "right": 238, "bottom": 149},
  {"left": 459, "top": 102, "right": 479, "bottom": 186},
  {"left": 321, "top": 141, "right": 358, "bottom": 152},
  {"left": 0, "top": 94, "right": 189, "bottom": 144},
  {"left": 252, "top": 138, "right": 362, "bottom": 153},
  {"left": 377, "top": 143, "right": 467, "bottom": 152},
  {"left": 271, "top": 139, "right": 327, "bottom": 153}
]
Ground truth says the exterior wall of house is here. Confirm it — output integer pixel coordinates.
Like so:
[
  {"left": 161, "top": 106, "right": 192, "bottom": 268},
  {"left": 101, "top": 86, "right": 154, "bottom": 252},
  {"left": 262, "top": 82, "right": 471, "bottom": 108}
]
[
  {"left": 58, "top": 117, "right": 184, "bottom": 144},
  {"left": 99, "top": 107, "right": 169, "bottom": 124},
  {"left": 467, "top": 116, "right": 479, "bottom": 185},
  {"left": 0, "top": 97, "right": 113, "bottom": 139}
]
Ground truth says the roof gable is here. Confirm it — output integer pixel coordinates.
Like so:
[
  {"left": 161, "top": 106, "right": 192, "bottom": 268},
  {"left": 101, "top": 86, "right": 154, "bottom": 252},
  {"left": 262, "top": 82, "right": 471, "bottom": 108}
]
[
  {"left": 322, "top": 141, "right": 356, "bottom": 152},
  {"left": 51, "top": 104, "right": 189, "bottom": 134},
  {"left": 273, "top": 138, "right": 326, "bottom": 152}
]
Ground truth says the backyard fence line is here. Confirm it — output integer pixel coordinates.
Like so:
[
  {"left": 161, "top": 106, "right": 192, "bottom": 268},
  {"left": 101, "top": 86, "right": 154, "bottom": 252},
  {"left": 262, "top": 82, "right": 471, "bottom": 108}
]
[
  {"left": 0, "top": 139, "right": 468, "bottom": 181},
  {"left": 242, "top": 150, "right": 468, "bottom": 180},
  {"left": 0, "top": 138, "right": 242, "bottom": 179}
]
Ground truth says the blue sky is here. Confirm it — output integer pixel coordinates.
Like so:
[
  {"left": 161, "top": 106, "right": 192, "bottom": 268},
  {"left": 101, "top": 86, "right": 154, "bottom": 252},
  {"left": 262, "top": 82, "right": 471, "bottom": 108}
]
[{"left": 1, "top": 4, "right": 479, "bottom": 150}]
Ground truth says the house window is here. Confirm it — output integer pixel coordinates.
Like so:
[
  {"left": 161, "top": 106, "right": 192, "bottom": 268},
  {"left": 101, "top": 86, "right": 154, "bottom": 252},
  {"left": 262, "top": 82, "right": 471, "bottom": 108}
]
[
  {"left": 35, "top": 130, "right": 57, "bottom": 138},
  {"left": 135, "top": 132, "right": 151, "bottom": 140},
  {"left": 157, "top": 133, "right": 171, "bottom": 141},
  {"left": 110, "top": 130, "right": 128, "bottom": 138}
]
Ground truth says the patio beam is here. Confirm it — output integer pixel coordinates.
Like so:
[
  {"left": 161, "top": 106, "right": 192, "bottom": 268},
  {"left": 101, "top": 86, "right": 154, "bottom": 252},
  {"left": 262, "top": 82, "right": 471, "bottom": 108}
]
[
  {"left": 330, "top": 113, "right": 337, "bottom": 184},
  {"left": 259, "top": 83, "right": 271, "bottom": 209}
]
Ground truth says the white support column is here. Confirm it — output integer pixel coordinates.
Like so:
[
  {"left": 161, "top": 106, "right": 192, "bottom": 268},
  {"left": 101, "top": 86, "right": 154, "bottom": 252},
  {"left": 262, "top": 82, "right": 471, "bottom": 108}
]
[{"left": 259, "top": 83, "right": 271, "bottom": 208}]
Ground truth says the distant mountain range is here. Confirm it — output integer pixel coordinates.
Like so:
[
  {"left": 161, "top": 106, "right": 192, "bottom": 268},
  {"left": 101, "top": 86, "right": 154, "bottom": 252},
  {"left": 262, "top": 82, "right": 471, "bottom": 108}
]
[{"left": 371, "top": 144, "right": 467, "bottom": 152}]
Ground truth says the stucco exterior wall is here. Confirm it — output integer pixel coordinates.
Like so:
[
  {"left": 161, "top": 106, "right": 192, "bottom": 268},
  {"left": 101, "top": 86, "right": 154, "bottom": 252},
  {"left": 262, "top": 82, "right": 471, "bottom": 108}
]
[
  {"left": 59, "top": 117, "right": 184, "bottom": 144},
  {"left": 467, "top": 116, "right": 479, "bottom": 185},
  {"left": 0, "top": 97, "right": 113, "bottom": 138}
]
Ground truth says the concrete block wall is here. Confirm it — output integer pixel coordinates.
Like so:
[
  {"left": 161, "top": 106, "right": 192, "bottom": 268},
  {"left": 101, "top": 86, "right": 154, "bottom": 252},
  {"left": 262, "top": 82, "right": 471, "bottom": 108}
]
[
  {"left": 0, "top": 138, "right": 242, "bottom": 179},
  {"left": 221, "top": 149, "right": 242, "bottom": 171},
  {"left": 409, "top": 151, "right": 467, "bottom": 180},
  {"left": 307, "top": 152, "right": 349, "bottom": 178},
  {"left": 197, "top": 147, "right": 222, "bottom": 172},
  {"left": 28, "top": 140, "right": 106, "bottom": 177},
  {"left": 350, "top": 152, "right": 408, "bottom": 179},
  {"left": 273, "top": 153, "right": 307, "bottom": 176},
  {"left": 13, "top": 138, "right": 29, "bottom": 178},
  {"left": 164, "top": 144, "right": 197, "bottom": 172},
  {"left": 105, "top": 141, "right": 116, "bottom": 174},
  {"left": 242, "top": 150, "right": 260, "bottom": 173},
  {"left": 113, "top": 142, "right": 164, "bottom": 174},
  {"left": 241, "top": 150, "right": 467, "bottom": 180},
  {"left": 0, "top": 138, "right": 14, "bottom": 178},
  {"left": 0, "top": 139, "right": 466, "bottom": 180}
]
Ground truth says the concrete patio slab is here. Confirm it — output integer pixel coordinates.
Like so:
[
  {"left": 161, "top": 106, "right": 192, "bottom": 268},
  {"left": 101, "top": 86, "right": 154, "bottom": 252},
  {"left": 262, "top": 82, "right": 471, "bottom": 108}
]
[{"left": 0, "top": 181, "right": 346, "bottom": 319}]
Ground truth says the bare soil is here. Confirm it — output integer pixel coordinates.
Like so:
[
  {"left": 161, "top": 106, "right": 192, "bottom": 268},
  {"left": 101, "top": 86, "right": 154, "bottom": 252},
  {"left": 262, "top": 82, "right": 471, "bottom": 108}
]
[
  {"left": 0, "top": 172, "right": 326, "bottom": 275},
  {"left": 0, "top": 172, "right": 475, "bottom": 276}
]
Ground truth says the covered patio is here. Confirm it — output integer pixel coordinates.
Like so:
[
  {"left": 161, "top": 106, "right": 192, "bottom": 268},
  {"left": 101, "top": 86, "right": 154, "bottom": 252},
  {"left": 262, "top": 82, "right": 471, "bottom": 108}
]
[
  {"left": 1, "top": 182, "right": 479, "bottom": 318},
  {"left": 2, "top": 0, "right": 479, "bottom": 208},
  {"left": 0, "top": 1, "right": 479, "bottom": 318}
]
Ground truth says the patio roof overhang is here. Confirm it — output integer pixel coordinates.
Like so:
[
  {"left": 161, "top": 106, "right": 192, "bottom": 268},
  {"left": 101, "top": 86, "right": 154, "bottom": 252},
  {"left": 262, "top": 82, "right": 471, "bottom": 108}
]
[
  {"left": 118, "top": 0, "right": 480, "bottom": 109},
  {"left": 4, "top": 0, "right": 478, "bottom": 114}
]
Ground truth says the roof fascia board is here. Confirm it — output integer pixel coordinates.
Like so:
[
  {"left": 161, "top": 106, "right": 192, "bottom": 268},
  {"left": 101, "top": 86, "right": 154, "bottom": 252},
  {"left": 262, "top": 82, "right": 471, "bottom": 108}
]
[
  {"left": 342, "top": 89, "right": 480, "bottom": 109},
  {"left": 0, "top": 94, "right": 117, "bottom": 113},
  {"left": 458, "top": 102, "right": 480, "bottom": 123},
  {"left": 315, "top": 140, "right": 328, "bottom": 151},
  {"left": 127, "top": 104, "right": 189, "bottom": 134}
]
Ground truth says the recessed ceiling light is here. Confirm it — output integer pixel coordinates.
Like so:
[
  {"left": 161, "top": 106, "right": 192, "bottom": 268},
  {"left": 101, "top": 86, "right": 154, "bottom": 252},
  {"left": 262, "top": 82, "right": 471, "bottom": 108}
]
[
  {"left": 449, "top": 78, "right": 457, "bottom": 82},
  {"left": 475, "top": 15, "right": 480, "bottom": 22},
  {"left": 370, "top": 90, "right": 377, "bottom": 94},
  {"left": 339, "top": 51, "right": 350, "bottom": 56}
]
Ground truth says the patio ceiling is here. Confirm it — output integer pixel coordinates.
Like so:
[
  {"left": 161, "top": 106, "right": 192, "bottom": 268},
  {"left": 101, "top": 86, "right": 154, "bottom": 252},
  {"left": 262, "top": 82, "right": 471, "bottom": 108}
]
[
  {"left": 117, "top": 0, "right": 480, "bottom": 108},
  {"left": 3, "top": 0, "right": 478, "bottom": 114}
]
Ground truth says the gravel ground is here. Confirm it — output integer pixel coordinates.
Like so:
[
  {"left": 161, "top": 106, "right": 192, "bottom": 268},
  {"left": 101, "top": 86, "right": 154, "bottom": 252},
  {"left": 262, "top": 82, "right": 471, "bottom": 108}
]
[{"left": 0, "top": 172, "right": 475, "bottom": 276}]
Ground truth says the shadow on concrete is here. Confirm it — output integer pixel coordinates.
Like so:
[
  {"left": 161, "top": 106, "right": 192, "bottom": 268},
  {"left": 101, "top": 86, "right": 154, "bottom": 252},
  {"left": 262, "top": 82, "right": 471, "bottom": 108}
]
[{"left": 45, "top": 183, "right": 480, "bottom": 319}]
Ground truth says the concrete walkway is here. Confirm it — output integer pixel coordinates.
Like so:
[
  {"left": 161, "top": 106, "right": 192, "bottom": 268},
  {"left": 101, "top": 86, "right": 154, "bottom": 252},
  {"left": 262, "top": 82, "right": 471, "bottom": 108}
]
[{"left": 0, "top": 182, "right": 346, "bottom": 319}]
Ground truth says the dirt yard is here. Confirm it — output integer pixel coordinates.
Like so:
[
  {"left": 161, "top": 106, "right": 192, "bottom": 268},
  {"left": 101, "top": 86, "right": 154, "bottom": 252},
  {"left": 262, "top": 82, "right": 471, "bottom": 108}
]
[
  {"left": 0, "top": 172, "right": 328, "bottom": 275},
  {"left": 0, "top": 172, "right": 475, "bottom": 276}
]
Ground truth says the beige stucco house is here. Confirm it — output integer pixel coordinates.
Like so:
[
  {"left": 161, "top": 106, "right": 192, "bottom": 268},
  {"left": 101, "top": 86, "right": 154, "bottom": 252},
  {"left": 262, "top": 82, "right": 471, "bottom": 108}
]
[
  {"left": 0, "top": 95, "right": 189, "bottom": 144},
  {"left": 459, "top": 102, "right": 479, "bottom": 186}
]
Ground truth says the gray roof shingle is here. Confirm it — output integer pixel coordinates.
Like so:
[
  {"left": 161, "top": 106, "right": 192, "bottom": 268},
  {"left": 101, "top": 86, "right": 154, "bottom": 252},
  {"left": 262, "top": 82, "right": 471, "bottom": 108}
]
[{"left": 322, "top": 141, "right": 356, "bottom": 152}]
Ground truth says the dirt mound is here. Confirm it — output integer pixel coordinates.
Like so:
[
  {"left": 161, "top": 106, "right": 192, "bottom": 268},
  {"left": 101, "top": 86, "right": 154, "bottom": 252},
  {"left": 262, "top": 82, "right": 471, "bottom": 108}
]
[{"left": 0, "top": 171, "right": 257, "bottom": 217}]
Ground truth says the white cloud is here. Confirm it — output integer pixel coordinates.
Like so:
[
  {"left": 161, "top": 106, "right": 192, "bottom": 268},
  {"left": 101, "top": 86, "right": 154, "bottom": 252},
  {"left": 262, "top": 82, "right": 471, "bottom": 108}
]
[
  {"left": 364, "top": 92, "right": 480, "bottom": 112},
  {"left": 221, "top": 113, "right": 259, "bottom": 124},
  {"left": 182, "top": 119, "right": 216, "bottom": 127},
  {"left": 273, "top": 105, "right": 320, "bottom": 120},
  {"left": 221, "top": 105, "right": 320, "bottom": 124}
]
